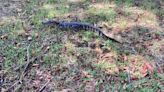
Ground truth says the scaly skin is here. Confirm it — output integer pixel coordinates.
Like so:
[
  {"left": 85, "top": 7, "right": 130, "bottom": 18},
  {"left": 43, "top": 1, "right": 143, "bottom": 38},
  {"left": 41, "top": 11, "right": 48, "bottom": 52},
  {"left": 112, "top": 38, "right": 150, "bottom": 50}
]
[{"left": 42, "top": 19, "right": 121, "bottom": 43}]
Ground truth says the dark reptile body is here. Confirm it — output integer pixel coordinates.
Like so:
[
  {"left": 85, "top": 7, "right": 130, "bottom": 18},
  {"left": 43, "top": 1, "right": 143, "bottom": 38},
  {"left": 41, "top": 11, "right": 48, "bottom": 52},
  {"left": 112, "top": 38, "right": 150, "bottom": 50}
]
[{"left": 42, "top": 20, "right": 120, "bottom": 43}]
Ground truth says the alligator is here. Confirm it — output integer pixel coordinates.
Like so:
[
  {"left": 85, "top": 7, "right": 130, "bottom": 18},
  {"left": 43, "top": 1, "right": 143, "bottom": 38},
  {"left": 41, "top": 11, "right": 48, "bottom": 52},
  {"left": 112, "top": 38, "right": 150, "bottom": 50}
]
[{"left": 42, "top": 19, "right": 121, "bottom": 43}]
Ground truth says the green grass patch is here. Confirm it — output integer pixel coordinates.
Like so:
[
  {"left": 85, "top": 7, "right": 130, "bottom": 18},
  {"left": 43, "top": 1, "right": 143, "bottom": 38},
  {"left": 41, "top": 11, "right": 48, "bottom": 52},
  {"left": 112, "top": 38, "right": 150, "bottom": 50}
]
[
  {"left": 85, "top": 8, "right": 116, "bottom": 23},
  {"left": 0, "top": 0, "right": 163, "bottom": 91},
  {"left": 2, "top": 45, "right": 26, "bottom": 69},
  {"left": 114, "top": 0, "right": 133, "bottom": 6},
  {"left": 82, "top": 31, "right": 95, "bottom": 41},
  {"left": 102, "top": 40, "right": 119, "bottom": 52},
  {"left": 42, "top": 43, "right": 64, "bottom": 66}
]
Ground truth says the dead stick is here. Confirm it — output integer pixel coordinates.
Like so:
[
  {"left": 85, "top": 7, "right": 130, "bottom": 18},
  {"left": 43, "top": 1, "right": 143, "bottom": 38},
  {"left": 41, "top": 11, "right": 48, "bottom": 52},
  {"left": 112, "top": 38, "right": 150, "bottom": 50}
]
[
  {"left": 21, "top": 44, "right": 31, "bottom": 76},
  {"left": 7, "top": 44, "right": 31, "bottom": 90},
  {"left": 38, "top": 80, "right": 50, "bottom": 92}
]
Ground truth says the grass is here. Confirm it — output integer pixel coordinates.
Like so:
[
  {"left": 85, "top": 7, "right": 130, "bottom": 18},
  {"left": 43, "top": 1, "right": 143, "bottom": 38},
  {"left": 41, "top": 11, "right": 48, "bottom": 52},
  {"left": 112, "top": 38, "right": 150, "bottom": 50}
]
[
  {"left": 0, "top": 0, "right": 163, "bottom": 91},
  {"left": 85, "top": 7, "right": 116, "bottom": 23}
]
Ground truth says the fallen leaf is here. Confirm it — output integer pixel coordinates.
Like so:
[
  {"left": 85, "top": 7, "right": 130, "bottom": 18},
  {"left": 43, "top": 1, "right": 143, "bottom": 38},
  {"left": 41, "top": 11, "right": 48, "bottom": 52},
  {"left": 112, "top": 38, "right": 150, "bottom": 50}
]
[
  {"left": 0, "top": 34, "right": 8, "bottom": 39},
  {"left": 27, "top": 36, "right": 32, "bottom": 41},
  {"left": 32, "top": 64, "right": 39, "bottom": 67},
  {"left": 35, "top": 32, "right": 39, "bottom": 38}
]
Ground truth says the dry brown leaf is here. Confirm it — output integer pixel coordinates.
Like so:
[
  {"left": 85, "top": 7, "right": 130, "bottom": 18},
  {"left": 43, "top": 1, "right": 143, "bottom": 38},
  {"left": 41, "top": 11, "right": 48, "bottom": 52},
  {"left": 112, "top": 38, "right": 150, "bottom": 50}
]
[{"left": 0, "top": 34, "right": 8, "bottom": 39}]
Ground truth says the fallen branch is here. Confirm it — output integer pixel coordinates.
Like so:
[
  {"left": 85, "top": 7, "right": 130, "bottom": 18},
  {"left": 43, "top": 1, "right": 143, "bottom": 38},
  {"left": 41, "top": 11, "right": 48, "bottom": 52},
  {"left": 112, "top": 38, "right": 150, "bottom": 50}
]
[
  {"left": 7, "top": 44, "right": 31, "bottom": 91},
  {"left": 38, "top": 80, "right": 50, "bottom": 92}
]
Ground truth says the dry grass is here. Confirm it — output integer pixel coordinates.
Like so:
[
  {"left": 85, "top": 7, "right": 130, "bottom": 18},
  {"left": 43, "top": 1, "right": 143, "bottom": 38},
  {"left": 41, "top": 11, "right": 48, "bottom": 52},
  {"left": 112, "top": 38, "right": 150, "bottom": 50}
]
[{"left": 0, "top": 0, "right": 163, "bottom": 91}]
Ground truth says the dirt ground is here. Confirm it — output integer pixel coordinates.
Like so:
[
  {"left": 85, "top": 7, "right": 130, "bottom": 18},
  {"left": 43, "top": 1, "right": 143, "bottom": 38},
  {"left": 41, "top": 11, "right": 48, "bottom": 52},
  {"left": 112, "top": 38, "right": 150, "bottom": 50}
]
[{"left": 0, "top": 0, "right": 164, "bottom": 91}]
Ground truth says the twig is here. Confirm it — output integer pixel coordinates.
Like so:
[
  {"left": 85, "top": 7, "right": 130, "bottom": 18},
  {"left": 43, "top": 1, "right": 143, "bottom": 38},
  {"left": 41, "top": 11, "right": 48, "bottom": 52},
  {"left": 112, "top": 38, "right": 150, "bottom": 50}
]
[
  {"left": 7, "top": 44, "right": 31, "bottom": 91},
  {"left": 8, "top": 40, "right": 51, "bottom": 91},
  {"left": 127, "top": 66, "right": 131, "bottom": 83},
  {"left": 21, "top": 44, "right": 31, "bottom": 76},
  {"left": 38, "top": 80, "right": 50, "bottom": 92},
  {"left": 6, "top": 81, "right": 20, "bottom": 91}
]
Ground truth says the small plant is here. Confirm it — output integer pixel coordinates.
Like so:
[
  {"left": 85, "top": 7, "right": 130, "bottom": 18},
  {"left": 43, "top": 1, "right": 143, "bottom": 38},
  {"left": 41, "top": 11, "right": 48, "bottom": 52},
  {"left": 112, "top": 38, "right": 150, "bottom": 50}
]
[
  {"left": 102, "top": 40, "right": 119, "bottom": 51},
  {"left": 82, "top": 31, "right": 94, "bottom": 41},
  {"left": 86, "top": 7, "right": 116, "bottom": 23}
]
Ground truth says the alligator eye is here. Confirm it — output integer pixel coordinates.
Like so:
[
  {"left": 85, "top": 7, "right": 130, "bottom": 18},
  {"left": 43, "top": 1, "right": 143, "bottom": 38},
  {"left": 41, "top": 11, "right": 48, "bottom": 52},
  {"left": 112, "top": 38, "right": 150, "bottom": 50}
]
[{"left": 42, "top": 21, "right": 47, "bottom": 24}]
